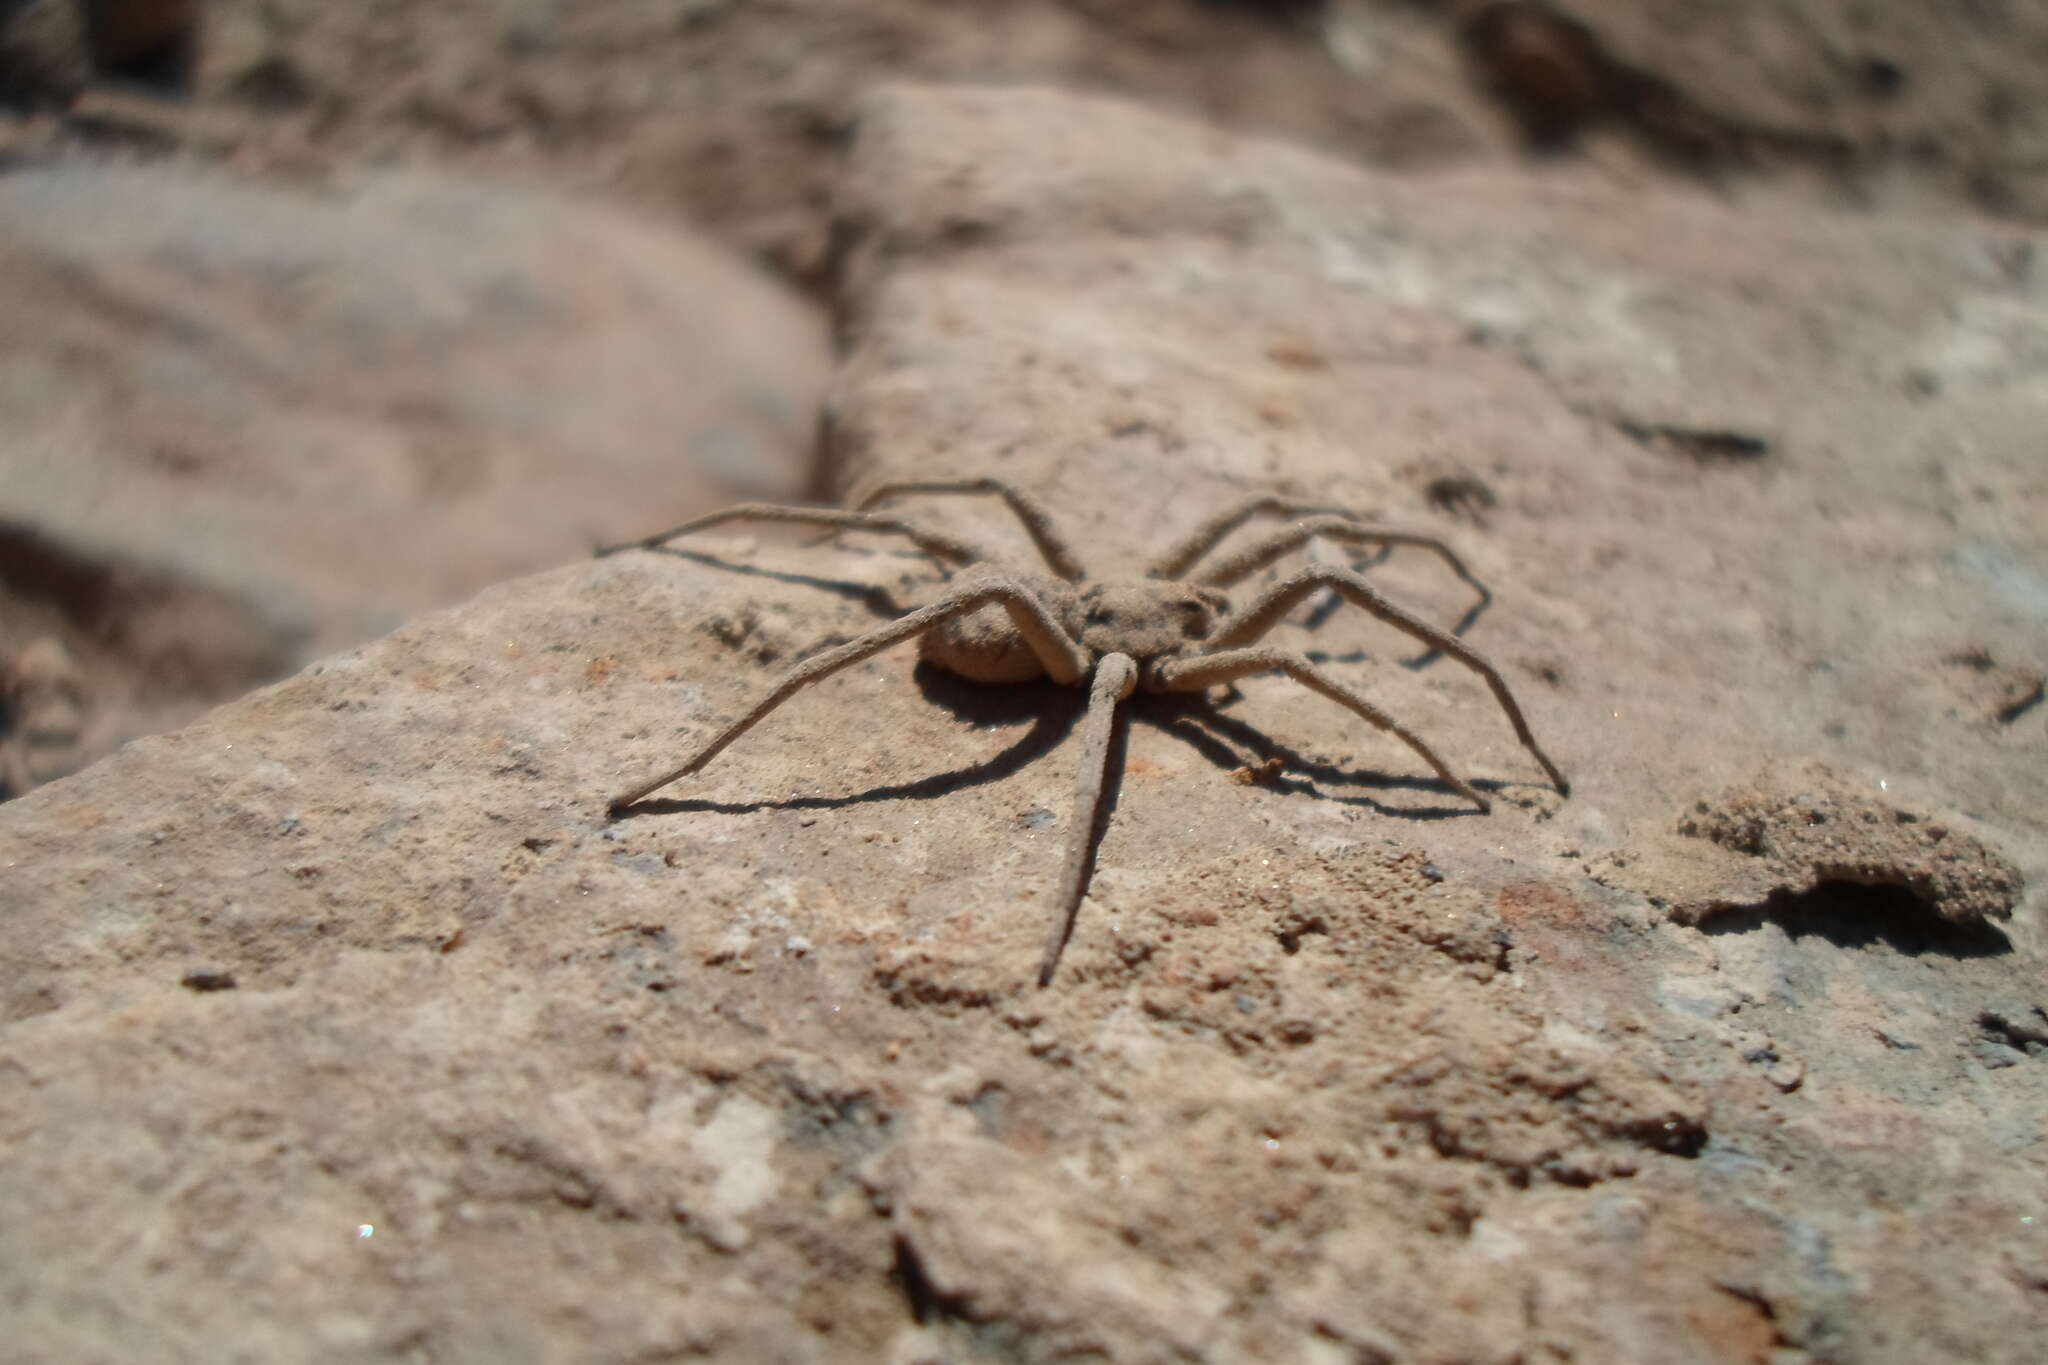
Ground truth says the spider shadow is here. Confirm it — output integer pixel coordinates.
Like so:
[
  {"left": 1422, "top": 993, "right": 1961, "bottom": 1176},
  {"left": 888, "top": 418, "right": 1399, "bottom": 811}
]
[
  {"left": 615, "top": 656, "right": 1506, "bottom": 826},
  {"left": 624, "top": 544, "right": 920, "bottom": 621},
  {"left": 612, "top": 666, "right": 1087, "bottom": 817},
  {"left": 1294, "top": 544, "right": 1491, "bottom": 670},
  {"left": 1696, "top": 882, "right": 2014, "bottom": 960},
  {"left": 1131, "top": 691, "right": 1496, "bottom": 821}
]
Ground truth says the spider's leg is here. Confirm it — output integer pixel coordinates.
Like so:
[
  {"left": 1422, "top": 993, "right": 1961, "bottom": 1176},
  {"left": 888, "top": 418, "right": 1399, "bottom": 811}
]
[
  {"left": 1205, "top": 566, "right": 1568, "bottom": 796},
  {"left": 1145, "top": 495, "right": 1353, "bottom": 580},
  {"left": 849, "top": 478, "right": 1087, "bottom": 582},
  {"left": 1156, "top": 647, "right": 1487, "bottom": 811},
  {"left": 595, "top": 504, "right": 991, "bottom": 569},
  {"left": 1198, "top": 515, "right": 1491, "bottom": 652},
  {"left": 608, "top": 575, "right": 1088, "bottom": 811},
  {"left": 1040, "top": 651, "right": 1137, "bottom": 986},
  {"left": 1194, "top": 516, "right": 1489, "bottom": 618}
]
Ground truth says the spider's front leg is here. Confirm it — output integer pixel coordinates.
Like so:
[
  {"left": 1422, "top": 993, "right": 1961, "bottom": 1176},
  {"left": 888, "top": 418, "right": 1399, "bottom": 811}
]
[
  {"left": 1146, "top": 495, "right": 1352, "bottom": 580},
  {"left": 607, "top": 573, "right": 1087, "bottom": 811},
  {"left": 1041, "top": 651, "right": 1137, "bottom": 987},
  {"left": 1191, "top": 517, "right": 1491, "bottom": 622},
  {"left": 848, "top": 477, "right": 1088, "bottom": 583},
  {"left": 1204, "top": 565, "right": 1569, "bottom": 796}
]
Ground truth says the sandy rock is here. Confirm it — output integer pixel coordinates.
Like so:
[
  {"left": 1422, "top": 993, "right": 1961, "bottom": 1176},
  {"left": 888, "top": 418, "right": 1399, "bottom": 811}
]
[
  {"left": 1590, "top": 760, "right": 2025, "bottom": 930},
  {"left": 0, "top": 163, "right": 828, "bottom": 794},
  {"left": 0, "top": 633, "right": 86, "bottom": 797},
  {"left": 3, "top": 82, "right": 2046, "bottom": 1363},
  {"left": 32, "top": 0, "right": 2046, "bottom": 242}
]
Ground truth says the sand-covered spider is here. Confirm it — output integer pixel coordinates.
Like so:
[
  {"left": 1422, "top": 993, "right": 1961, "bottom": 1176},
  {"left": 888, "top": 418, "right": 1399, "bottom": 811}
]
[{"left": 600, "top": 479, "right": 1568, "bottom": 984}]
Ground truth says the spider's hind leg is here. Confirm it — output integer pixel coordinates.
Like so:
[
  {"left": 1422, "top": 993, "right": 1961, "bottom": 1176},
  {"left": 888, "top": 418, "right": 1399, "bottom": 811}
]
[
  {"left": 607, "top": 574, "right": 1089, "bottom": 811},
  {"left": 1204, "top": 565, "right": 1568, "bottom": 797},
  {"left": 1156, "top": 647, "right": 1489, "bottom": 811}
]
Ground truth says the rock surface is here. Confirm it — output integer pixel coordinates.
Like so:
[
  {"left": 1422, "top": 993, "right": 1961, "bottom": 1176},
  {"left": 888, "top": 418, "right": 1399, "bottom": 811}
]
[
  {"left": 1594, "top": 760, "right": 2025, "bottom": 930},
  {"left": 14, "top": 0, "right": 2048, "bottom": 240},
  {"left": 0, "top": 164, "right": 828, "bottom": 795},
  {"left": 3, "top": 82, "right": 2046, "bottom": 1363}
]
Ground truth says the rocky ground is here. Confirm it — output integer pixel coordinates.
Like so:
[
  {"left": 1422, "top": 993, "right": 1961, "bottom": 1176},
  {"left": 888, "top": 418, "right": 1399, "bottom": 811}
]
[{"left": 2, "top": 4, "right": 2045, "bottom": 1364}]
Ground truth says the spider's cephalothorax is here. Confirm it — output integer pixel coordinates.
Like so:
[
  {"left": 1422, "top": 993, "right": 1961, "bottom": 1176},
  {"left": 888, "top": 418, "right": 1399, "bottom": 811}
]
[
  {"left": 599, "top": 478, "right": 1569, "bottom": 985},
  {"left": 918, "top": 572, "right": 1232, "bottom": 685},
  {"left": 1073, "top": 581, "right": 1231, "bottom": 683}
]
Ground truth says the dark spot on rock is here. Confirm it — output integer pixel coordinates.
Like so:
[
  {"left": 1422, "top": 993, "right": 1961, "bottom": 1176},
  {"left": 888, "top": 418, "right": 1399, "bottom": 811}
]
[
  {"left": 1625, "top": 1111, "right": 1707, "bottom": 1158},
  {"left": 227, "top": 53, "right": 317, "bottom": 111},
  {"left": 1423, "top": 472, "right": 1498, "bottom": 524},
  {"left": 1853, "top": 55, "right": 1905, "bottom": 100},
  {"left": 180, "top": 970, "right": 237, "bottom": 992},
  {"left": 1995, "top": 676, "right": 2044, "bottom": 726},
  {"left": 1617, "top": 420, "right": 1771, "bottom": 463},
  {"left": 1276, "top": 1018, "right": 1318, "bottom": 1045},
  {"left": 1274, "top": 913, "right": 1328, "bottom": 955},
  {"left": 892, "top": 1232, "right": 969, "bottom": 1327}
]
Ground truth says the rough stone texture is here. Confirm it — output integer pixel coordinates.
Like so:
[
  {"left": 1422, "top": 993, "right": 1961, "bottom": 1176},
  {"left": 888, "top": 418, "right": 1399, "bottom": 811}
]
[
  {"left": 0, "top": 164, "right": 828, "bottom": 795},
  {"left": 13, "top": 0, "right": 2048, "bottom": 246},
  {"left": 4, "top": 83, "right": 2047, "bottom": 1363},
  {"left": 1587, "top": 760, "right": 2026, "bottom": 930}
]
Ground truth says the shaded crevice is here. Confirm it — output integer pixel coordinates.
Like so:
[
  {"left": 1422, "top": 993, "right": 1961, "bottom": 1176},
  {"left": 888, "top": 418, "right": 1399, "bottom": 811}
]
[
  {"left": 1459, "top": 1, "right": 1856, "bottom": 175},
  {"left": 1274, "top": 913, "right": 1329, "bottom": 956},
  {"left": 780, "top": 1074, "right": 896, "bottom": 1160},
  {"left": 1697, "top": 880, "right": 2013, "bottom": 958},
  {"left": 891, "top": 1233, "right": 974, "bottom": 1328},
  {"left": 1616, "top": 419, "right": 1771, "bottom": 463},
  {"left": 77, "top": 0, "right": 202, "bottom": 93},
  {"left": 0, "top": 518, "right": 300, "bottom": 699},
  {"left": 1995, "top": 676, "right": 2044, "bottom": 726},
  {"left": 1976, "top": 1007, "right": 2048, "bottom": 1062},
  {"left": 1617, "top": 1110, "right": 1708, "bottom": 1159}
]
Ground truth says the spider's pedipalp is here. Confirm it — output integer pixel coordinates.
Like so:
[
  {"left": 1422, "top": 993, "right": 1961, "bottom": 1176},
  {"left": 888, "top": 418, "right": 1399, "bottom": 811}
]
[
  {"left": 1205, "top": 565, "right": 1569, "bottom": 796},
  {"left": 594, "top": 503, "right": 991, "bottom": 569},
  {"left": 1155, "top": 646, "right": 1488, "bottom": 811},
  {"left": 608, "top": 574, "right": 1088, "bottom": 811},
  {"left": 1040, "top": 651, "right": 1138, "bottom": 986},
  {"left": 849, "top": 477, "right": 1089, "bottom": 582}
]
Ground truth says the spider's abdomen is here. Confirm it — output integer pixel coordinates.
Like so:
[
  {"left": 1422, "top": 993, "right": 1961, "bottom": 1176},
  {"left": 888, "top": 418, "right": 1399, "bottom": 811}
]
[{"left": 918, "top": 575, "right": 1083, "bottom": 683}]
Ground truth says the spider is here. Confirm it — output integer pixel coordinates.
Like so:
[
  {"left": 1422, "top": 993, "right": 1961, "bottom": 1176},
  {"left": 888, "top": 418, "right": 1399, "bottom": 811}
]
[{"left": 599, "top": 478, "right": 1569, "bottom": 985}]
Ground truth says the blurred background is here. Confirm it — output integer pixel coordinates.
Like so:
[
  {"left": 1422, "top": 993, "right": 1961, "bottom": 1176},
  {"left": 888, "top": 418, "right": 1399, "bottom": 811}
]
[{"left": 3, "top": 0, "right": 2045, "bottom": 798}]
